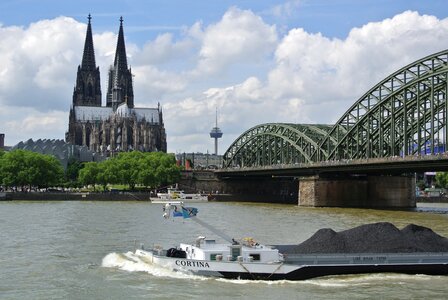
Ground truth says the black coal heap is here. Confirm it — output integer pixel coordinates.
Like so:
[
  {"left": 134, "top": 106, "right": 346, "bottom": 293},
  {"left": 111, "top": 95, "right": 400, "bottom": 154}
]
[{"left": 280, "top": 222, "right": 448, "bottom": 254}]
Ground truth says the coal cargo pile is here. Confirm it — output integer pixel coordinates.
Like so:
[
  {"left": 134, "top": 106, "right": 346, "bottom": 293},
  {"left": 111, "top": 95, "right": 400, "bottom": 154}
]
[
  {"left": 282, "top": 222, "right": 448, "bottom": 254},
  {"left": 401, "top": 224, "right": 448, "bottom": 252}
]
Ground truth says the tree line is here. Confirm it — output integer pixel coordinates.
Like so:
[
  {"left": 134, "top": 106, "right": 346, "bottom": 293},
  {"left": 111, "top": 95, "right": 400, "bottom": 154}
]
[
  {"left": 0, "top": 149, "right": 181, "bottom": 191},
  {"left": 78, "top": 151, "right": 181, "bottom": 191},
  {"left": 0, "top": 149, "right": 64, "bottom": 189}
]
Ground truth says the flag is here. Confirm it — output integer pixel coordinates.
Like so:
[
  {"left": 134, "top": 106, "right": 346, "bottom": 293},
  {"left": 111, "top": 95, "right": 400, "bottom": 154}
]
[{"left": 182, "top": 206, "right": 198, "bottom": 219}]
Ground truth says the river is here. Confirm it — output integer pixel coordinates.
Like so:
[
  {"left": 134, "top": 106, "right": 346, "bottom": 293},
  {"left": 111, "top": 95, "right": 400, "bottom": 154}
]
[{"left": 1, "top": 201, "right": 447, "bottom": 299}]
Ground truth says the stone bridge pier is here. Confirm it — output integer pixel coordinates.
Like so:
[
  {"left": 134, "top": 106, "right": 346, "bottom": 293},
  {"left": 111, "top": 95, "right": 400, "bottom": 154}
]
[
  {"left": 182, "top": 171, "right": 416, "bottom": 208},
  {"left": 180, "top": 171, "right": 298, "bottom": 204},
  {"left": 298, "top": 174, "right": 416, "bottom": 208}
]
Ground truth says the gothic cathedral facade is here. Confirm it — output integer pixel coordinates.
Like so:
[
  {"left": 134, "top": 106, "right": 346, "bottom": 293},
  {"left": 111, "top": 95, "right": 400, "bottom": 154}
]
[{"left": 66, "top": 16, "right": 167, "bottom": 154}]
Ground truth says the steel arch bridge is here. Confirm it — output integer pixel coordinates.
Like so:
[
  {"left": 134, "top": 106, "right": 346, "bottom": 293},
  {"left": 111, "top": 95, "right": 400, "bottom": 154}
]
[{"left": 223, "top": 49, "right": 448, "bottom": 168}]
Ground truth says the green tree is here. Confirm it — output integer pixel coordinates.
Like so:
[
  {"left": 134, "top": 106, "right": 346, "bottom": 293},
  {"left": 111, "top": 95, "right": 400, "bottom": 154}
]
[
  {"left": 26, "top": 153, "right": 64, "bottom": 188},
  {"left": 141, "top": 152, "right": 180, "bottom": 188},
  {"left": 435, "top": 172, "right": 448, "bottom": 188},
  {"left": 0, "top": 150, "right": 5, "bottom": 186},
  {"left": 65, "top": 157, "right": 83, "bottom": 187},
  {"left": 114, "top": 152, "right": 144, "bottom": 190},
  {"left": 157, "top": 153, "right": 181, "bottom": 186},
  {"left": 97, "top": 159, "right": 119, "bottom": 191},
  {"left": 1, "top": 150, "right": 29, "bottom": 188},
  {"left": 139, "top": 167, "right": 157, "bottom": 188},
  {"left": 78, "top": 162, "right": 100, "bottom": 191},
  {"left": 139, "top": 152, "right": 159, "bottom": 187},
  {"left": 0, "top": 149, "right": 64, "bottom": 189},
  {"left": 76, "top": 151, "right": 181, "bottom": 191}
]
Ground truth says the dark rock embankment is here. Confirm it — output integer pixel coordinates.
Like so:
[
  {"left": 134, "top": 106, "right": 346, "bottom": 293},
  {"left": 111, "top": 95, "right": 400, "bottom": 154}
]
[{"left": 274, "top": 222, "right": 448, "bottom": 254}]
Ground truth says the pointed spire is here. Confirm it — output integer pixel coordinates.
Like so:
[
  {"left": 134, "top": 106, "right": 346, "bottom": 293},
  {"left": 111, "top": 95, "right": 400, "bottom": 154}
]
[
  {"left": 107, "top": 16, "right": 134, "bottom": 110},
  {"left": 81, "top": 14, "right": 96, "bottom": 71},
  {"left": 73, "top": 14, "right": 102, "bottom": 107},
  {"left": 114, "top": 16, "right": 128, "bottom": 72}
]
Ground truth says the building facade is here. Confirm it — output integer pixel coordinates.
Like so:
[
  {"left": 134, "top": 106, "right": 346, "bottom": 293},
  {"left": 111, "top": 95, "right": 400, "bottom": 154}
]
[
  {"left": 176, "top": 152, "right": 223, "bottom": 170},
  {"left": 13, "top": 139, "right": 105, "bottom": 169},
  {"left": 66, "top": 16, "right": 166, "bottom": 154}
]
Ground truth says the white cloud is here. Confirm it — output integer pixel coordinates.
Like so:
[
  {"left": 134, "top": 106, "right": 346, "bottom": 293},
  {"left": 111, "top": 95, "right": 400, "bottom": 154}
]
[
  {"left": 165, "top": 10, "right": 448, "bottom": 153},
  {"left": 270, "top": 0, "right": 301, "bottom": 18},
  {"left": 263, "top": 11, "right": 448, "bottom": 124},
  {"left": 134, "top": 32, "right": 197, "bottom": 65},
  {"left": 133, "top": 65, "right": 188, "bottom": 102},
  {"left": 162, "top": 75, "right": 308, "bottom": 154},
  {"left": 0, "top": 17, "right": 116, "bottom": 146},
  {"left": 196, "top": 7, "right": 278, "bottom": 75},
  {"left": 2, "top": 108, "right": 67, "bottom": 143},
  {"left": 2, "top": 9, "right": 448, "bottom": 157},
  {"left": 0, "top": 17, "right": 84, "bottom": 110}
]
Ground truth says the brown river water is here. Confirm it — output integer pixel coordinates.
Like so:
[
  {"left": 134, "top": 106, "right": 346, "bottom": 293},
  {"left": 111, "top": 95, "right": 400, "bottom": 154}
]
[{"left": 1, "top": 201, "right": 447, "bottom": 299}]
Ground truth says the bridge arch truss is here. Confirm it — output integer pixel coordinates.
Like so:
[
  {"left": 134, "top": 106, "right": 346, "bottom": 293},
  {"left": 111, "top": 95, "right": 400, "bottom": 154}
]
[
  {"left": 319, "top": 49, "right": 448, "bottom": 161},
  {"left": 223, "top": 123, "right": 332, "bottom": 167},
  {"left": 223, "top": 50, "right": 448, "bottom": 168}
]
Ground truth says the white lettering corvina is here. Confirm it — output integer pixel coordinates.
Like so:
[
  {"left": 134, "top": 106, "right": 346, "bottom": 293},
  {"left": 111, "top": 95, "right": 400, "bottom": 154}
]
[{"left": 175, "top": 260, "right": 210, "bottom": 268}]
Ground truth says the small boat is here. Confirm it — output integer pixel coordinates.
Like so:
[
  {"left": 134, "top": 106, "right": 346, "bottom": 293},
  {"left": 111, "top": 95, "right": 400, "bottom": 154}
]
[
  {"left": 150, "top": 186, "right": 208, "bottom": 202},
  {"left": 133, "top": 203, "right": 448, "bottom": 280}
]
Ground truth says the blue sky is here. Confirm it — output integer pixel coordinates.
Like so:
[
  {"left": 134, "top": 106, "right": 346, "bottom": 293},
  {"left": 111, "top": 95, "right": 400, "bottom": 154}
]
[
  {"left": 2, "top": 0, "right": 447, "bottom": 40},
  {"left": 1, "top": 1, "right": 448, "bottom": 153}
]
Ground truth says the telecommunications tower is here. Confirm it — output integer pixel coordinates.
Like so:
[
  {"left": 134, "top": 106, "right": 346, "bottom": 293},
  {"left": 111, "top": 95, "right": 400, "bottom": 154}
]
[{"left": 209, "top": 108, "right": 223, "bottom": 155}]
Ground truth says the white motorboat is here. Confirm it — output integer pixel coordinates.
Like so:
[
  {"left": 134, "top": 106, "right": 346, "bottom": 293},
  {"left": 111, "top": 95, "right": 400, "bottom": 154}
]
[
  {"left": 150, "top": 187, "right": 208, "bottom": 202},
  {"left": 133, "top": 202, "right": 448, "bottom": 280}
]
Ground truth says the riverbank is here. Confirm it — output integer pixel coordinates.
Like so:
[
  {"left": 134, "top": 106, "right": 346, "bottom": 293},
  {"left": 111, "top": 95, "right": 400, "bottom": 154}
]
[
  {"left": 416, "top": 196, "right": 448, "bottom": 203},
  {"left": 0, "top": 191, "right": 150, "bottom": 201},
  {"left": 2, "top": 192, "right": 448, "bottom": 204},
  {"left": 0, "top": 192, "right": 274, "bottom": 203}
]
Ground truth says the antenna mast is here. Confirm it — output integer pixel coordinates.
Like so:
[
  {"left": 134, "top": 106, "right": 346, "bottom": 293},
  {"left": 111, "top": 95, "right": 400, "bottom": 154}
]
[{"left": 209, "top": 108, "right": 223, "bottom": 155}]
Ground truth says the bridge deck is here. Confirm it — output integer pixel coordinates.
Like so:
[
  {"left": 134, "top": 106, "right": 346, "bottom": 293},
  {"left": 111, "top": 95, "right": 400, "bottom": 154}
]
[{"left": 216, "top": 154, "right": 448, "bottom": 177}]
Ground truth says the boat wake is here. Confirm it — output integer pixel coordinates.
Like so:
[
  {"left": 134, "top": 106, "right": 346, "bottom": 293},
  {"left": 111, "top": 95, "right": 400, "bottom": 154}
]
[
  {"left": 101, "top": 252, "right": 208, "bottom": 281},
  {"left": 102, "top": 252, "right": 443, "bottom": 286},
  {"left": 216, "top": 273, "right": 441, "bottom": 287},
  {"left": 102, "top": 252, "right": 304, "bottom": 285},
  {"left": 304, "top": 273, "right": 440, "bottom": 287}
]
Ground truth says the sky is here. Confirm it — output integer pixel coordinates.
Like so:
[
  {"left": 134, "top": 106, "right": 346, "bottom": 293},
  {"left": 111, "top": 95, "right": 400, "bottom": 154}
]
[{"left": 1, "top": 0, "right": 448, "bottom": 154}]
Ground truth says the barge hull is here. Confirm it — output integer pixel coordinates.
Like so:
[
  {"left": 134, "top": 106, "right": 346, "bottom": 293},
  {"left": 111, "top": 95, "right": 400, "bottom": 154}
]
[{"left": 216, "top": 263, "right": 448, "bottom": 280}]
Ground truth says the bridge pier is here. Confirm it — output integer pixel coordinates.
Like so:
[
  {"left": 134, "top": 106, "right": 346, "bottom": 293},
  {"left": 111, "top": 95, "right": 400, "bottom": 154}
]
[
  {"left": 184, "top": 171, "right": 416, "bottom": 208},
  {"left": 298, "top": 175, "right": 416, "bottom": 208},
  {"left": 180, "top": 171, "right": 298, "bottom": 204}
]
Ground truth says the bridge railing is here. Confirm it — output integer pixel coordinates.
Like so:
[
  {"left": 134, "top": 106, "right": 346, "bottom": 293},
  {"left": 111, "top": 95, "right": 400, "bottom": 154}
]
[{"left": 218, "top": 152, "right": 448, "bottom": 172}]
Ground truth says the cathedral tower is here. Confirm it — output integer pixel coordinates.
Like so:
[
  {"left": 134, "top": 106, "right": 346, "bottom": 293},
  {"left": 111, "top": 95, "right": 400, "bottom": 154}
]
[
  {"left": 72, "top": 14, "right": 102, "bottom": 107},
  {"left": 67, "top": 15, "right": 166, "bottom": 154},
  {"left": 106, "top": 17, "right": 134, "bottom": 110}
]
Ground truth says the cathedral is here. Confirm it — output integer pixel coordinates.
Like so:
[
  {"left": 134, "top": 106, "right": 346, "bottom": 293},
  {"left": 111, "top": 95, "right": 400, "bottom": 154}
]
[{"left": 66, "top": 15, "right": 167, "bottom": 154}]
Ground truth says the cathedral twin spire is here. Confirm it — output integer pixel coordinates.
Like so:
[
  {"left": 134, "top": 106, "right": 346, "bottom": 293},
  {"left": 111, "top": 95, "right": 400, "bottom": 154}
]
[
  {"left": 73, "top": 15, "right": 134, "bottom": 110},
  {"left": 114, "top": 17, "right": 128, "bottom": 74},
  {"left": 81, "top": 14, "right": 96, "bottom": 71},
  {"left": 72, "top": 14, "right": 101, "bottom": 107},
  {"left": 107, "top": 16, "right": 134, "bottom": 110}
]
